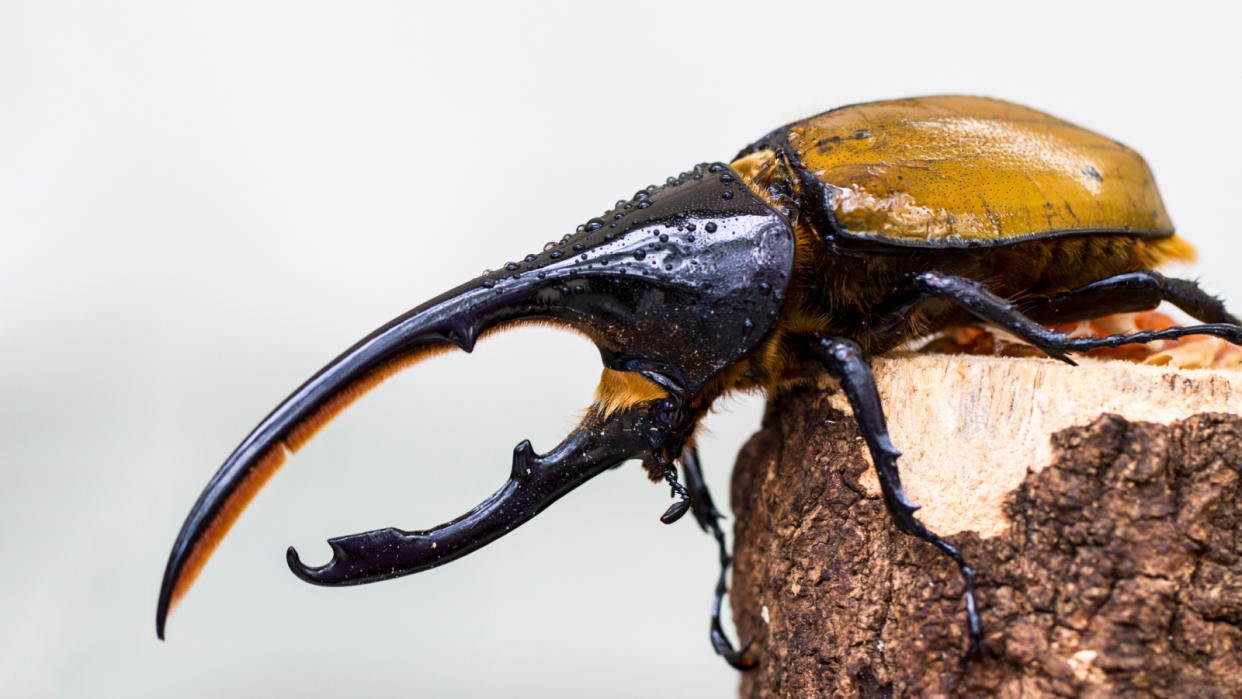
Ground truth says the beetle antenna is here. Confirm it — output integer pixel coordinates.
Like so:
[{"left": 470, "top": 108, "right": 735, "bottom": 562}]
[{"left": 657, "top": 452, "right": 692, "bottom": 524}]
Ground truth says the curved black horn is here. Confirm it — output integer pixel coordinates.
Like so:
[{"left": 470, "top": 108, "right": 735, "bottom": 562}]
[{"left": 155, "top": 266, "right": 580, "bottom": 639}]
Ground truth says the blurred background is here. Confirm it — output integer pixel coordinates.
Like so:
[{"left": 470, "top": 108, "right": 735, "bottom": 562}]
[{"left": 3, "top": 1, "right": 1240, "bottom": 696}]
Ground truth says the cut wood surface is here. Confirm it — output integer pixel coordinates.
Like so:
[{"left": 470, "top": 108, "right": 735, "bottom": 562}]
[{"left": 730, "top": 354, "right": 1242, "bottom": 697}]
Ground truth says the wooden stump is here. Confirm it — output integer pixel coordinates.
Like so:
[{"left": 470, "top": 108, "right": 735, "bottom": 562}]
[{"left": 731, "top": 354, "right": 1242, "bottom": 697}]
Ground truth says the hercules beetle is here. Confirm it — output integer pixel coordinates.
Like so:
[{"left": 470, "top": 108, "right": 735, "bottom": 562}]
[{"left": 157, "top": 96, "right": 1242, "bottom": 668}]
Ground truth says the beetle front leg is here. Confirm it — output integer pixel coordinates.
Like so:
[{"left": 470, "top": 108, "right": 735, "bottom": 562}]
[
  {"left": 807, "top": 333, "right": 983, "bottom": 655},
  {"left": 640, "top": 379, "right": 757, "bottom": 669},
  {"left": 678, "top": 446, "right": 757, "bottom": 670}
]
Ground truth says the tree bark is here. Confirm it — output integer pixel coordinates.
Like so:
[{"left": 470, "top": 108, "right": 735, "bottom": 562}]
[{"left": 731, "top": 354, "right": 1242, "bottom": 698}]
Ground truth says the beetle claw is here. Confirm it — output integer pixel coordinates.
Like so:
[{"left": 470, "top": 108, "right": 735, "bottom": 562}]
[{"left": 713, "top": 631, "right": 758, "bottom": 670}]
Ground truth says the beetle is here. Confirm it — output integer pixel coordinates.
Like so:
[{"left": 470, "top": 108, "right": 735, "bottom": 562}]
[{"left": 156, "top": 95, "right": 1242, "bottom": 668}]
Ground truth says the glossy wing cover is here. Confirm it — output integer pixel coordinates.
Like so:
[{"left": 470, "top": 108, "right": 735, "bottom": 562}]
[{"left": 765, "top": 96, "right": 1173, "bottom": 246}]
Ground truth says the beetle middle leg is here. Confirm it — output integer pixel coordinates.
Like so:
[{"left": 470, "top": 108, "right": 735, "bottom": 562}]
[
  {"left": 824, "top": 270, "right": 1242, "bottom": 657},
  {"left": 808, "top": 333, "right": 984, "bottom": 654}
]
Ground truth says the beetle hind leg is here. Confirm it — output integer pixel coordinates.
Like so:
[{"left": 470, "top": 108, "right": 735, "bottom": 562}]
[
  {"left": 808, "top": 334, "right": 984, "bottom": 655},
  {"left": 888, "top": 271, "right": 1242, "bottom": 361},
  {"left": 1024, "top": 270, "right": 1239, "bottom": 326}
]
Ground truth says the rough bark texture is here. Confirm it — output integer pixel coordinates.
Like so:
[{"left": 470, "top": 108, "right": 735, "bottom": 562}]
[{"left": 731, "top": 362, "right": 1242, "bottom": 697}]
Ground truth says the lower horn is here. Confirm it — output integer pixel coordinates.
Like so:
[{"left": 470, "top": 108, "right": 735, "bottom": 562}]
[{"left": 287, "top": 403, "right": 672, "bottom": 585}]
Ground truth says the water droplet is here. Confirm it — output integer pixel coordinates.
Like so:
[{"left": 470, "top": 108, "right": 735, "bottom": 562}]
[
  {"left": 585, "top": 219, "right": 604, "bottom": 232},
  {"left": 550, "top": 250, "right": 564, "bottom": 259},
  {"left": 572, "top": 284, "right": 584, "bottom": 294},
  {"left": 658, "top": 233, "right": 669, "bottom": 242},
  {"left": 573, "top": 243, "right": 585, "bottom": 252},
  {"left": 614, "top": 212, "right": 624, "bottom": 220},
  {"left": 722, "top": 191, "right": 734, "bottom": 200},
  {"left": 637, "top": 201, "right": 651, "bottom": 209},
  {"left": 708, "top": 163, "right": 725, "bottom": 173},
  {"left": 633, "top": 249, "right": 647, "bottom": 261},
  {"left": 664, "top": 264, "right": 672, "bottom": 271},
  {"left": 481, "top": 280, "right": 495, "bottom": 288},
  {"left": 537, "top": 271, "right": 546, "bottom": 279},
  {"left": 544, "top": 242, "right": 556, "bottom": 251},
  {"left": 634, "top": 190, "right": 648, "bottom": 200},
  {"left": 686, "top": 223, "right": 696, "bottom": 232},
  {"left": 524, "top": 254, "right": 537, "bottom": 262},
  {"left": 687, "top": 235, "right": 695, "bottom": 243},
  {"left": 719, "top": 173, "right": 734, "bottom": 183},
  {"left": 615, "top": 199, "right": 627, "bottom": 209},
  {"left": 743, "top": 318, "right": 754, "bottom": 329},
  {"left": 505, "top": 262, "right": 520, "bottom": 271},
  {"left": 758, "top": 281, "right": 771, "bottom": 294},
  {"left": 705, "top": 222, "right": 718, "bottom": 233}
]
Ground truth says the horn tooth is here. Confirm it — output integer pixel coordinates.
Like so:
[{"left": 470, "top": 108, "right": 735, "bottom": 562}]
[
  {"left": 510, "top": 440, "right": 536, "bottom": 482},
  {"left": 447, "top": 319, "right": 479, "bottom": 352},
  {"left": 285, "top": 546, "right": 319, "bottom": 581}
]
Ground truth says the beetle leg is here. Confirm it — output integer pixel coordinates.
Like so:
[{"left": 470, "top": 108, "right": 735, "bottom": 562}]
[
  {"left": 880, "top": 272, "right": 1242, "bottom": 361},
  {"left": 637, "top": 376, "right": 757, "bottom": 668},
  {"left": 808, "top": 333, "right": 984, "bottom": 654},
  {"left": 876, "top": 272, "right": 1080, "bottom": 364},
  {"left": 677, "top": 446, "right": 758, "bottom": 670},
  {"left": 679, "top": 446, "right": 725, "bottom": 533},
  {"left": 1032, "top": 323, "right": 1242, "bottom": 353},
  {"left": 1023, "top": 270, "right": 1239, "bottom": 326}
]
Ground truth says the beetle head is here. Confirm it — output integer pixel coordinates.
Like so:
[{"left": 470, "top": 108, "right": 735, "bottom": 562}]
[{"left": 156, "top": 163, "right": 792, "bottom": 637}]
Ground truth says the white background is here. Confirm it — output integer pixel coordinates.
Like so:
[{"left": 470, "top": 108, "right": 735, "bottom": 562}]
[{"left": 3, "top": 1, "right": 1240, "bottom": 696}]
